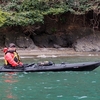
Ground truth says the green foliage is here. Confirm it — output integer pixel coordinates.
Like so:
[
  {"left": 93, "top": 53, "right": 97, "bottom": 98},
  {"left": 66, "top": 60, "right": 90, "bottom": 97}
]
[
  {"left": 0, "top": 0, "right": 99, "bottom": 27},
  {"left": 0, "top": 10, "right": 9, "bottom": 27},
  {"left": 43, "top": 8, "right": 65, "bottom": 15},
  {"left": 5, "top": 10, "right": 44, "bottom": 26}
]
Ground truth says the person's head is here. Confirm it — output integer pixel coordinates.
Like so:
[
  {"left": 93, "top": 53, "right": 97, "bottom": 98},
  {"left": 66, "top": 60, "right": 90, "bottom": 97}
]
[{"left": 8, "top": 43, "right": 16, "bottom": 51}]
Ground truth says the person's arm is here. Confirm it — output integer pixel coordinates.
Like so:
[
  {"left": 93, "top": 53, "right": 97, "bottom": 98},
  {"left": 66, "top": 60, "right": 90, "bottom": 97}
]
[
  {"left": 5, "top": 53, "right": 18, "bottom": 67},
  {"left": 19, "top": 62, "right": 23, "bottom": 65}
]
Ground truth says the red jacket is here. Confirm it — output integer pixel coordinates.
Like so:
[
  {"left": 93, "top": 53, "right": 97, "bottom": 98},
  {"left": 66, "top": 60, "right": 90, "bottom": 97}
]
[{"left": 4, "top": 49, "right": 23, "bottom": 67}]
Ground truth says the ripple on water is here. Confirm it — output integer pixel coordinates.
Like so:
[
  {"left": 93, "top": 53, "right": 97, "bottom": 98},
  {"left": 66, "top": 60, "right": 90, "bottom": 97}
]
[
  {"left": 74, "top": 96, "right": 87, "bottom": 99},
  {"left": 46, "top": 94, "right": 51, "bottom": 98},
  {"left": 56, "top": 80, "right": 60, "bottom": 82},
  {"left": 37, "top": 72, "right": 46, "bottom": 74},
  {"left": 18, "top": 74, "right": 24, "bottom": 78},
  {"left": 64, "top": 78, "right": 67, "bottom": 81},
  {"left": 57, "top": 95, "right": 63, "bottom": 98},
  {"left": 14, "top": 87, "right": 18, "bottom": 91},
  {"left": 23, "top": 72, "right": 28, "bottom": 74},
  {"left": 92, "top": 81, "right": 96, "bottom": 83},
  {"left": 44, "top": 87, "right": 53, "bottom": 89}
]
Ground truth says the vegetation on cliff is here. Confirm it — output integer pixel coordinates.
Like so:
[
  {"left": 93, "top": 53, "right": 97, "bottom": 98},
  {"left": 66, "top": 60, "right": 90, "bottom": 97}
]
[{"left": 0, "top": 0, "right": 99, "bottom": 27}]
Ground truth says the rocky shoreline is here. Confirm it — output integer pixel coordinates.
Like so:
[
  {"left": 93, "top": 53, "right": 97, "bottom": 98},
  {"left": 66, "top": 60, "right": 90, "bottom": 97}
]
[{"left": 1, "top": 48, "right": 99, "bottom": 57}]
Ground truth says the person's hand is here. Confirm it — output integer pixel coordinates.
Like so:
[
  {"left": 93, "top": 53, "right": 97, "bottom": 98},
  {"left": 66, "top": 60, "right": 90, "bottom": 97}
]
[
  {"left": 19, "top": 62, "right": 23, "bottom": 66},
  {"left": 16, "top": 64, "right": 23, "bottom": 68}
]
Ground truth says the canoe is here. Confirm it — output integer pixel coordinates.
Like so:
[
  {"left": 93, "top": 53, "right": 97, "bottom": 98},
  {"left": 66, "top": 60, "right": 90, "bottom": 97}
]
[{"left": 0, "top": 61, "right": 100, "bottom": 72}]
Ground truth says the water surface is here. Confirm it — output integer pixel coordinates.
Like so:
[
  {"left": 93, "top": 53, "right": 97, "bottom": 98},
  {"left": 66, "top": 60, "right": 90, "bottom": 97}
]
[{"left": 0, "top": 56, "right": 100, "bottom": 100}]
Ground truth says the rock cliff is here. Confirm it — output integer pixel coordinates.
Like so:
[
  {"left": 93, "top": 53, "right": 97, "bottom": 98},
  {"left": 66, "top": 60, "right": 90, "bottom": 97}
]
[{"left": 0, "top": 11, "right": 100, "bottom": 52}]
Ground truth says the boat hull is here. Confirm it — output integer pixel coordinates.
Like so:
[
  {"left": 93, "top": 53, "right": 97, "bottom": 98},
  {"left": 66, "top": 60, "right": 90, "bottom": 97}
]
[
  {"left": 25, "top": 61, "right": 100, "bottom": 72},
  {"left": 0, "top": 61, "right": 100, "bottom": 72}
]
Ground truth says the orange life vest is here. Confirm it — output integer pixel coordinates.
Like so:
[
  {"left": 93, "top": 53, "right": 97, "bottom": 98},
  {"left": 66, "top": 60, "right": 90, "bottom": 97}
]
[{"left": 4, "top": 51, "right": 20, "bottom": 65}]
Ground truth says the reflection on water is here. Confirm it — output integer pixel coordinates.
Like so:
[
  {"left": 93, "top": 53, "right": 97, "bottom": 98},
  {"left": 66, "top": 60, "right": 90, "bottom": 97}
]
[
  {"left": 3, "top": 72, "right": 18, "bottom": 83},
  {"left": 2, "top": 72, "right": 18, "bottom": 100},
  {"left": 0, "top": 70, "right": 100, "bottom": 100}
]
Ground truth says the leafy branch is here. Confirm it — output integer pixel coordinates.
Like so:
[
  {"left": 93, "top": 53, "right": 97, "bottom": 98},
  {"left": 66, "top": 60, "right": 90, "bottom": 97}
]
[{"left": 0, "top": 0, "right": 99, "bottom": 27}]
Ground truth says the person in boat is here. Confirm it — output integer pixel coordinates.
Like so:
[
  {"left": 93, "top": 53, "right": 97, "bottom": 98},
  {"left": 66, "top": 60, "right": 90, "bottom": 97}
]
[{"left": 3, "top": 43, "right": 23, "bottom": 68}]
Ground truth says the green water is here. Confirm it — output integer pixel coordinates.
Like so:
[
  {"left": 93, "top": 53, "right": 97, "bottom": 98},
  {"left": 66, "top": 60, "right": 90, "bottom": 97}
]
[{"left": 0, "top": 56, "right": 100, "bottom": 100}]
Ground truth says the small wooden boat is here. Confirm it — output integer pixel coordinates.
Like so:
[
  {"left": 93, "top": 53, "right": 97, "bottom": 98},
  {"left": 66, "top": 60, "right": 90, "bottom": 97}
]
[{"left": 0, "top": 61, "right": 100, "bottom": 72}]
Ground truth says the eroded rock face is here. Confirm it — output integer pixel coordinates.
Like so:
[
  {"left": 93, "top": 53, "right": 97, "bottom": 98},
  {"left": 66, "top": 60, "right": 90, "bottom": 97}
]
[
  {"left": 4, "top": 32, "right": 36, "bottom": 49},
  {"left": 33, "top": 33, "right": 73, "bottom": 48},
  {"left": 5, "top": 32, "right": 18, "bottom": 47},
  {"left": 2, "top": 27, "right": 100, "bottom": 52},
  {"left": 32, "top": 27, "right": 98, "bottom": 50},
  {"left": 73, "top": 32, "right": 100, "bottom": 52},
  {"left": 16, "top": 35, "right": 35, "bottom": 49}
]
